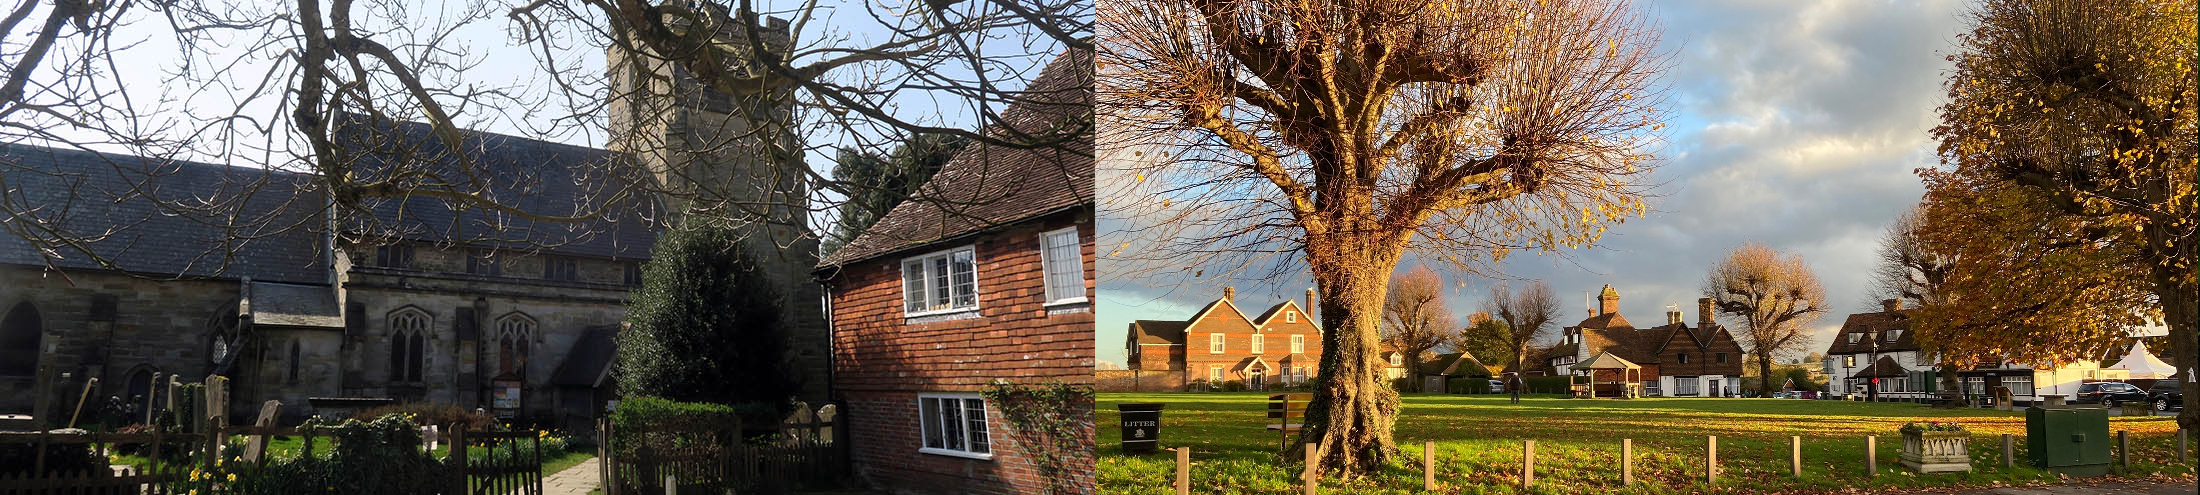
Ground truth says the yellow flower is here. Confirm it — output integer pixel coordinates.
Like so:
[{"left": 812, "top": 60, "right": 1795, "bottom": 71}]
[{"left": 227, "top": 473, "right": 237, "bottom": 482}]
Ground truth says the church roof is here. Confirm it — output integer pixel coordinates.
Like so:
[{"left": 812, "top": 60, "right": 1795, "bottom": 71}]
[
  {"left": 0, "top": 143, "right": 328, "bottom": 284},
  {"left": 817, "top": 48, "right": 1093, "bottom": 268},
  {"left": 243, "top": 281, "right": 342, "bottom": 329}
]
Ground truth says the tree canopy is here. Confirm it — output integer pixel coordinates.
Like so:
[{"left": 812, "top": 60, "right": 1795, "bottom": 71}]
[{"left": 615, "top": 221, "right": 798, "bottom": 411}]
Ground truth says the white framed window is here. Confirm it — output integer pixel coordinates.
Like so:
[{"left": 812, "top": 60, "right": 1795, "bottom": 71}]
[
  {"left": 1285, "top": 311, "right": 1296, "bottom": 323},
  {"left": 918, "top": 393, "right": 991, "bottom": 459},
  {"left": 1389, "top": 354, "right": 1402, "bottom": 367},
  {"left": 1291, "top": 335, "right": 1305, "bottom": 353},
  {"left": 1884, "top": 329, "right": 1901, "bottom": 342},
  {"left": 1038, "top": 228, "right": 1085, "bottom": 305},
  {"left": 901, "top": 247, "right": 978, "bottom": 315},
  {"left": 1250, "top": 334, "right": 1265, "bottom": 354},
  {"left": 1676, "top": 377, "right": 1700, "bottom": 396},
  {"left": 1209, "top": 366, "right": 1224, "bottom": 382},
  {"left": 1847, "top": 333, "right": 1861, "bottom": 344},
  {"left": 1209, "top": 333, "right": 1224, "bottom": 354}
]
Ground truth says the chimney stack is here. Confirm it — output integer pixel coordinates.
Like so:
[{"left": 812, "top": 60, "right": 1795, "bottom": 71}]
[
  {"left": 1223, "top": 286, "right": 1235, "bottom": 302},
  {"left": 1597, "top": 284, "right": 1620, "bottom": 315},
  {"left": 1881, "top": 298, "right": 1900, "bottom": 313},
  {"left": 1667, "top": 310, "right": 1683, "bottom": 325},
  {"left": 1698, "top": 298, "right": 1715, "bottom": 328},
  {"left": 1305, "top": 288, "right": 1317, "bottom": 320}
]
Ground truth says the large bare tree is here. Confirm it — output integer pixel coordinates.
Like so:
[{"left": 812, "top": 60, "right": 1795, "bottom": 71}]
[
  {"left": 1380, "top": 265, "right": 1453, "bottom": 389},
  {"left": 1099, "top": 0, "right": 1669, "bottom": 474},
  {"left": 1702, "top": 242, "right": 1827, "bottom": 396},
  {"left": 1866, "top": 205, "right": 1970, "bottom": 402},
  {"left": 1482, "top": 280, "right": 1558, "bottom": 377},
  {"left": 1, "top": 0, "right": 1089, "bottom": 274}
]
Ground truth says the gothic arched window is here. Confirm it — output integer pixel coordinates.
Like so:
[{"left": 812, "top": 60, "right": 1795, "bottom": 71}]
[
  {"left": 388, "top": 308, "right": 431, "bottom": 383},
  {"left": 494, "top": 313, "right": 535, "bottom": 378},
  {"left": 0, "top": 302, "right": 40, "bottom": 376}
]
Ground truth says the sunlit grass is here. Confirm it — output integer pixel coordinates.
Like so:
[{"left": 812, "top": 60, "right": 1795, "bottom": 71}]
[{"left": 1098, "top": 392, "right": 2195, "bottom": 494}]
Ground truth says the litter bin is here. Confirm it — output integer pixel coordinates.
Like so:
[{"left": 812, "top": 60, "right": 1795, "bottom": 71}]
[
  {"left": 2026, "top": 405, "right": 2111, "bottom": 476},
  {"left": 1117, "top": 403, "right": 1165, "bottom": 453}
]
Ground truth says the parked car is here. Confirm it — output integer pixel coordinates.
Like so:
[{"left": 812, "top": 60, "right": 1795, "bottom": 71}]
[
  {"left": 2148, "top": 381, "right": 2185, "bottom": 412},
  {"left": 2073, "top": 382, "right": 2149, "bottom": 407},
  {"left": 1488, "top": 379, "right": 1507, "bottom": 394}
]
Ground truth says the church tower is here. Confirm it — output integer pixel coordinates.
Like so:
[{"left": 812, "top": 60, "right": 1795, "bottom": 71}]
[{"left": 606, "top": 3, "right": 828, "bottom": 403}]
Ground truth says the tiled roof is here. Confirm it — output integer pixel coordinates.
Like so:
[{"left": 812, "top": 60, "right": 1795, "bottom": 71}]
[
  {"left": 244, "top": 281, "right": 342, "bottom": 328},
  {"left": 0, "top": 142, "right": 328, "bottom": 284},
  {"left": 550, "top": 325, "right": 619, "bottom": 387},
  {"left": 817, "top": 48, "right": 1093, "bottom": 268},
  {"left": 1852, "top": 355, "right": 1910, "bottom": 378},
  {"left": 1128, "top": 320, "right": 1189, "bottom": 345},
  {"left": 333, "top": 115, "right": 658, "bottom": 260},
  {"left": 1825, "top": 309, "right": 1918, "bottom": 355},
  {"left": 1573, "top": 312, "right": 1635, "bottom": 331}
]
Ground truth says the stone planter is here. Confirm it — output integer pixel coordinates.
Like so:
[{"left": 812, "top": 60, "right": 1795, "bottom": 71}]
[{"left": 1900, "top": 430, "right": 1973, "bottom": 473}]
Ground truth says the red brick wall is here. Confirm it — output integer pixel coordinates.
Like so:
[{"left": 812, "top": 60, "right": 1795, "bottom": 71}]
[
  {"left": 823, "top": 210, "right": 1094, "bottom": 495},
  {"left": 1181, "top": 301, "right": 1323, "bottom": 385}
]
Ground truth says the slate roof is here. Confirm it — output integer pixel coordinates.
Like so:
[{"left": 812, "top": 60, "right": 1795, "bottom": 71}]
[
  {"left": 1825, "top": 309, "right": 1918, "bottom": 355},
  {"left": 332, "top": 115, "right": 658, "bottom": 260},
  {"left": 1422, "top": 352, "right": 1490, "bottom": 376},
  {"left": 0, "top": 142, "right": 329, "bottom": 284},
  {"left": 244, "top": 281, "right": 342, "bottom": 328},
  {"left": 816, "top": 47, "right": 1093, "bottom": 268},
  {"left": 551, "top": 325, "right": 619, "bottom": 387},
  {"left": 1128, "top": 320, "right": 1189, "bottom": 345}
]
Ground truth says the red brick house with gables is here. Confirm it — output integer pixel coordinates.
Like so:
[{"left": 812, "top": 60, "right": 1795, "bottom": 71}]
[
  {"left": 1546, "top": 285, "right": 1746, "bottom": 397},
  {"left": 1126, "top": 287, "right": 1325, "bottom": 390},
  {"left": 813, "top": 49, "right": 1094, "bottom": 495}
]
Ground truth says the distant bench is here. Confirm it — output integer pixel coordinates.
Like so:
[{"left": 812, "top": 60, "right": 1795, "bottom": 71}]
[{"left": 1268, "top": 393, "right": 1308, "bottom": 451}]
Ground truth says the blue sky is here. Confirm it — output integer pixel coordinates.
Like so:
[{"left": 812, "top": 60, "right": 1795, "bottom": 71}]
[{"left": 1094, "top": 0, "right": 1976, "bottom": 367}]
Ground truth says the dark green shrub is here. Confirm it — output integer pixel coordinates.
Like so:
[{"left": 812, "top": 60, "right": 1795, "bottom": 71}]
[
  {"left": 1523, "top": 376, "right": 1577, "bottom": 394},
  {"left": 219, "top": 414, "right": 450, "bottom": 495},
  {"left": 606, "top": 397, "right": 747, "bottom": 494},
  {"left": 1448, "top": 378, "right": 1492, "bottom": 394},
  {"left": 1221, "top": 380, "right": 1247, "bottom": 392},
  {"left": 616, "top": 223, "right": 798, "bottom": 416}
]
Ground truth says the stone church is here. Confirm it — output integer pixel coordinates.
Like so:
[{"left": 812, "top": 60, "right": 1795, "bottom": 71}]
[{"left": 0, "top": 11, "right": 827, "bottom": 429}]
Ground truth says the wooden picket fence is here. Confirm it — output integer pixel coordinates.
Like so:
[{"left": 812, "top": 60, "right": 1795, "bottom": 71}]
[
  {"left": 0, "top": 423, "right": 548, "bottom": 495},
  {"left": 1151, "top": 428, "right": 2196, "bottom": 494},
  {"left": 598, "top": 403, "right": 847, "bottom": 495}
]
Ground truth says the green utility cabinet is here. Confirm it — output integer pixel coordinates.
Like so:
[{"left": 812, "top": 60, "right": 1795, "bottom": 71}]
[{"left": 2025, "top": 405, "right": 2111, "bottom": 476}]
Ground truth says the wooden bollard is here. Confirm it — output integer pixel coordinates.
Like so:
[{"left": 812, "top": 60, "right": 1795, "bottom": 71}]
[
  {"left": 1423, "top": 441, "right": 1436, "bottom": 491},
  {"left": 1706, "top": 435, "right": 1718, "bottom": 483},
  {"left": 2179, "top": 429, "right": 2189, "bottom": 464},
  {"left": 1303, "top": 443, "right": 1317, "bottom": 495},
  {"left": 1522, "top": 439, "right": 1536, "bottom": 488},
  {"left": 1790, "top": 436, "right": 1802, "bottom": 477},
  {"left": 1175, "top": 447, "right": 1190, "bottom": 495},
  {"left": 2002, "top": 434, "right": 2014, "bottom": 468},
  {"left": 1622, "top": 438, "right": 1634, "bottom": 486},
  {"left": 1866, "top": 435, "right": 1877, "bottom": 476},
  {"left": 2116, "top": 430, "right": 2128, "bottom": 467}
]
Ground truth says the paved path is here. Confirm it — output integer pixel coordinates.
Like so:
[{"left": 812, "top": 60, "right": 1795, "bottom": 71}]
[
  {"left": 1918, "top": 479, "right": 2198, "bottom": 495},
  {"left": 542, "top": 456, "right": 600, "bottom": 495}
]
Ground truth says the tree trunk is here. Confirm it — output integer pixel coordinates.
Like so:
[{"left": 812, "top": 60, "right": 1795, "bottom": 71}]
[
  {"left": 1938, "top": 363, "right": 1967, "bottom": 406},
  {"left": 2156, "top": 267, "right": 2197, "bottom": 432},
  {"left": 1756, "top": 352, "right": 1776, "bottom": 396},
  {"left": 1294, "top": 232, "right": 1405, "bottom": 478}
]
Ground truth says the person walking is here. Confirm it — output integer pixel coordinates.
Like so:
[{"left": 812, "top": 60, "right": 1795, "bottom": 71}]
[{"left": 1508, "top": 373, "right": 1523, "bottom": 404}]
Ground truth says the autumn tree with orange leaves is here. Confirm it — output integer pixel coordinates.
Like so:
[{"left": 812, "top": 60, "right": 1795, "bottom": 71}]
[
  {"left": 1099, "top": 0, "right": 1670, "bottom": 474},
  {"left": 1921, "top": 0, "right": 2196, "bottom": 429}
]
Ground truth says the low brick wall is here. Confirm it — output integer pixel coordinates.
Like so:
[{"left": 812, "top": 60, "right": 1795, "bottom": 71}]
[{"left": 1097, "top": 370, "right": 1186, "bottom": 392}]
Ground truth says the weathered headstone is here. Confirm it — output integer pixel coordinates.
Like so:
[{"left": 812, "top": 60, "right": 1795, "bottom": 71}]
[
  {"left": 68, "top": 377, "right": 99, "bottom": 428},
  {"left": 242, "top": 400, "right": 282, "bottom": 462}
]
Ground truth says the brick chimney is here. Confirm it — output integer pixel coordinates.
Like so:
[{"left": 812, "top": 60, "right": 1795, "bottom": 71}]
[
  {"left": 1667, "top": 309, "right": 1683, "bottom": 325},
  {"left": 1305, "top": 288, "right": 1317, "bottom": 321},
  {"left": 1881, "top": 298, "right": 1900, "bottom": 313},
  {"left": 1223, "top": 286, "right": 1235, "bottom": 302},
  {"left": 1697, "top": 298, "right": 1715, "bottom": 328},
  {"left": 1597, "top": 284, "right": 1620, "bottom": 315}
]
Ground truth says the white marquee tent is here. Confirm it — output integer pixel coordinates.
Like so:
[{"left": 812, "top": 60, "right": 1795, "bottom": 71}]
[{"left": 2105, "top": 339, "right": 2176, "bottom": 379}]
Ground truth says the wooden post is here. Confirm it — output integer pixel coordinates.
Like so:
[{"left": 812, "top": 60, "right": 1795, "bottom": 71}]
[
  {"left": 1423, "top": 441, "right": 1436, "bottom": 491},
  {"left": 2002, "top": 434, "right": 2014, "bottom": 468},
  {"left": 452, "top": 426, "right": 469, "bottom": 495},
  {"left": 1706, "top": 435, "right": 1718, "bottom": 483},
  {"left": 1302, "top": 443, "right": 1317, "bottom": 495},
  {"left": 67, "top": 377, "right": 99, "bottom": 428},
  {"left": 2116, "top": 430, "right": 2128, "bottom": 467},
  {"left": 1866, "top": 435, "right": 1877, "bottom": 476},
  {"left": 1175, "top": 447, "right": 1191, "bottom": 495},
  {"left": 2179, "top": 429, "right": 2189, "bottom": 464},
  {"left": 1522, "top": 439, "right": 1535, "bottom": 488},
  {"left": 1790, "top": 436, "right": 1802, "bottom": 477},
  {"left": 1622, "top": 438, "right": 1633, "bottom": 486}
]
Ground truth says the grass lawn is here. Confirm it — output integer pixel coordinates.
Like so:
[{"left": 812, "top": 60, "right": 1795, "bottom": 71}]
[{"left": 1098, "top": 392, "right": 2195, "bottom": 494}]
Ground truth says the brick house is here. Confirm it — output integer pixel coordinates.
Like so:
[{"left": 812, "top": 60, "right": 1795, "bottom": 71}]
[
  {"left": 1125, "top": 287, "right": 1324, "bottom": 390},
  {"left": 813, "top": 48, "right": 1094, "bottom": 495},
  {"left": 1546, "top": 285, "right": 1746, "bottom": 397}
]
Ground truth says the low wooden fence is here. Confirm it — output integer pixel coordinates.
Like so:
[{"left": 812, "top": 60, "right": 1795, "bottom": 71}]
[
  {"left": 0, "top": 424, "right": 547, "bottom": 495},
  {"left": 598, "top": 403, "right": 847, "bottom": 495},
  {"left": 1149, "top": 428, "right": 2196, "bottom": 494}
]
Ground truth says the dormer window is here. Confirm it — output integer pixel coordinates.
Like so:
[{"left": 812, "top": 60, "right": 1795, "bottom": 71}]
[
  {"left": 1847, "top": 333, "right": 1861, "bottom": 344},
  {"left": 1884, "top": 329, "right": 1901, "bottom": 342}
]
